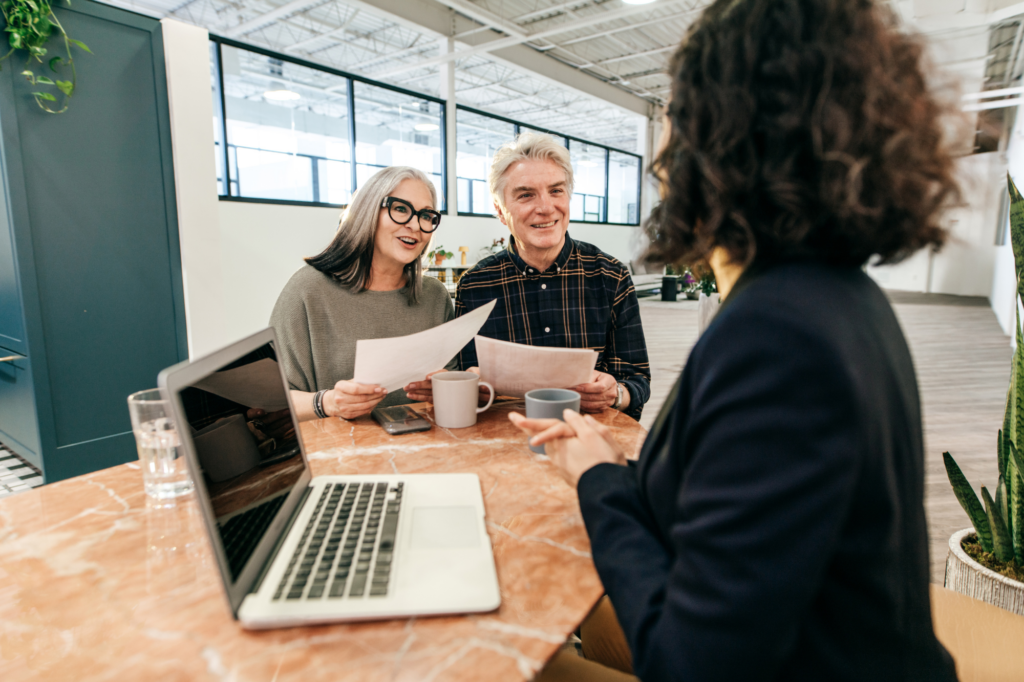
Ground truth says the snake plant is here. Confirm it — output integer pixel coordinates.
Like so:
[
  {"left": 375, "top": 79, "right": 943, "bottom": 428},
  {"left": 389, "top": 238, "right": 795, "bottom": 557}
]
[{"left": 943, "top": 174, "right": 1024, "bottom": 566}]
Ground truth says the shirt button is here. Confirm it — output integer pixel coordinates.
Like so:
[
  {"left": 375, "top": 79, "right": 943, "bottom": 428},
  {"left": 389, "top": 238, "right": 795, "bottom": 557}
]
[
  {"left": 528, "top": 268, "right": 534, "bottom": 273},
  {"left": 544, "top": 327, "right": 550, "bottom": 333},
  {"left": 541, "top": 284, "right": 546, "bottom": 290}
]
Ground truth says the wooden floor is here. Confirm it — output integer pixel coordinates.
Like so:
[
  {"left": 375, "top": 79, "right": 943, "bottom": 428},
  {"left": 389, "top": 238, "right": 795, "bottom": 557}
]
[{"left": 637, "top": 294, "right": 1012, "bottom": 583}]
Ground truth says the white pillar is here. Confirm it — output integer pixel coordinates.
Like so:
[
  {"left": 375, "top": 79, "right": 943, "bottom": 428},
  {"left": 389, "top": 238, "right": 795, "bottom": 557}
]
[
  {"left": 161, "top": 19, "right": 229, "bottom": 358},
  {"left": 639, "top": 112, "right": 661, "bottom": 226},
  {"left": 439, "top": 37, "right": 458, "bottom": 216}
]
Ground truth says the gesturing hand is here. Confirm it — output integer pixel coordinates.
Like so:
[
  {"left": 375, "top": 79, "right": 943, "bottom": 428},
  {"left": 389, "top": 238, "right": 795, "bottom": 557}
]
[
  {"left": 323, "top": 380, "right": 386, "bottom": 420},
  {"left": 569, "top": 370, "right": 618, "bottom": 413},
  {"left": 508, "top": 410, "right": 627, "bottom": 487}
]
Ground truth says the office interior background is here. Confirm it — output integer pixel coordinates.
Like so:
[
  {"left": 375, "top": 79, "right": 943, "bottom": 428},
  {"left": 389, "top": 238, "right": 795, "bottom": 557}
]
[{"left": 1, "top": 0, "right": 1024, "bottom": 581}]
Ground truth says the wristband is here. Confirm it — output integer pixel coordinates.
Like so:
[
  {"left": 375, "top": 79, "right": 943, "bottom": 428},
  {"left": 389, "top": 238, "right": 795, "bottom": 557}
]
[{"left": 313, "top": 389, "right": 328, "bottom": 419}]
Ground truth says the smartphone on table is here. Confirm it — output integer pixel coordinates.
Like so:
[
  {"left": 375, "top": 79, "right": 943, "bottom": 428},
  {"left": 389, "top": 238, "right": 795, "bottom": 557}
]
[{"left": 371, "top": 405, "right": 432, "bottom": 435}]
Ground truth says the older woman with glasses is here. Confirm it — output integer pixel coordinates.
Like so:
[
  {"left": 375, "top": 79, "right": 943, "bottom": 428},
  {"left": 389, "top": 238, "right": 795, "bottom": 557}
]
[{"left": 270, "top": 166, "right": 453, "bottom": 422}]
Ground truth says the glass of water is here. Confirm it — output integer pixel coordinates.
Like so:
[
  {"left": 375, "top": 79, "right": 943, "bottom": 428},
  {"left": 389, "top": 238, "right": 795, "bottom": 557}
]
[{"left": 127, "top": 389, "right": 194, "bottom": 499}]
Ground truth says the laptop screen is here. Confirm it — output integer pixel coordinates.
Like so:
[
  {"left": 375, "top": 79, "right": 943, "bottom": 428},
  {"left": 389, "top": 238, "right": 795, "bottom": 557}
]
[{"left": 177, "top": 341, "right": 306, "bottom": 583}]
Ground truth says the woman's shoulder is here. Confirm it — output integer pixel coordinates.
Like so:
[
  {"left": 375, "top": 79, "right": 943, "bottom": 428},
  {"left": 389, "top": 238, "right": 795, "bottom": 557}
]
[
  {"left": 419, "top": 275, "right": 454, "bottom": 304},
  {"left": 278, "top": 265, "right": 340, "bottom": 300}
]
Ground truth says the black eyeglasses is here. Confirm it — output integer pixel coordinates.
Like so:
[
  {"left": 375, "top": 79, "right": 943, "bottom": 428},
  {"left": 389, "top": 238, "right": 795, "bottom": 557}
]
[{"left": 381, "top": 196, "right": 441, "bottom": 233}]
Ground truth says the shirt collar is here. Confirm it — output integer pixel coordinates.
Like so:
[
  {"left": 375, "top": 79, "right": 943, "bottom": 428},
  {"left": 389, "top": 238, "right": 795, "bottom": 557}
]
[{"left": 507, "top": 234, "right": 574, "bottom": 276}]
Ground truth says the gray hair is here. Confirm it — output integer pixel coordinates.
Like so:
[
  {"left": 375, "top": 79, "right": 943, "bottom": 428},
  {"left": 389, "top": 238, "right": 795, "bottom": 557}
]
[
  {"left": 305, "top": 166, "right": 438, "bottom": 304},
  {"left": 489, "top": 131, "right": 574, "bottom": 212}
]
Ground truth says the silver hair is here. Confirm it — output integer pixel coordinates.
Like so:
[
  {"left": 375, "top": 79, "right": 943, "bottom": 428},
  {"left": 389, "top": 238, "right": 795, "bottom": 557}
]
[
  {"left": 488, "top": 131, "right": 575, "bottom": 212},
  {"left": 305, "top": 166, "right": 438, "bottom": 304}
]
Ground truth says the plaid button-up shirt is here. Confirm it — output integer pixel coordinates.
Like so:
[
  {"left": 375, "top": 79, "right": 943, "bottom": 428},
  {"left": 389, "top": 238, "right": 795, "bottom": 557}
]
[{"left": 455, "top": 235, "right": 651, "bottom": 420}]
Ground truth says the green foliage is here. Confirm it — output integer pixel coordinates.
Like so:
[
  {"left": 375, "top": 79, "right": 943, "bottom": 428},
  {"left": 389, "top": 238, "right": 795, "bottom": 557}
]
[
  {"left": 944, "top": 452, "right": 994, "bottom": 552},
  {"left": 983, "top": 486, "right": 1015, "bottom": 563},
  {"left": 943, "top": 175, "right": 1024, "bottom": 575},
  {"left": 699, "top": 271, "right": 717, "bottom": 296},
  {"left": 426, "top": 246, "right": 453, "bottom": 262},
  {"left": 1012, "top": 458, "right": 1024, "bottom": 564},
  {"left": 0, "top": 0, "right": 89, "bottom": 113}
]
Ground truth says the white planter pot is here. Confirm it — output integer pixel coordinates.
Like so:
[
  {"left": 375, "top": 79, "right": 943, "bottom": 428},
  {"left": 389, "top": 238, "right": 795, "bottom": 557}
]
[{"left": 945, "top": 527, "right": 1024, "bottom": 615}]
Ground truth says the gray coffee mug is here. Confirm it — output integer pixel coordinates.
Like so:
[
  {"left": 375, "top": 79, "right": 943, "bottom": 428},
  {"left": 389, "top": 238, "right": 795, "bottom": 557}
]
[{"left": 524, "top": 389, "right": 581, "bottom": 454}]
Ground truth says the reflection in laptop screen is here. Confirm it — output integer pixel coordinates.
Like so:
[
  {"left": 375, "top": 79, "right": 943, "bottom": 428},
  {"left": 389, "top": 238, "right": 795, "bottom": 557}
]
[{"left": 178, "top": 342, "right": 305, "bottom": 581}]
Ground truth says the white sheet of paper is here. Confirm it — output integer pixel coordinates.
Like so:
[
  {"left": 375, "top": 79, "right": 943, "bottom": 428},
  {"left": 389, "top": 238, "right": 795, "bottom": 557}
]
[
  {"left": 353, "top": 300, "right": 497, "bottom": 393},
  {"left": 193, "top": 358, "right": 291, "bottom": 412},
  {"left": 475, "top": 335, "right": 597, "bottom": 398}
]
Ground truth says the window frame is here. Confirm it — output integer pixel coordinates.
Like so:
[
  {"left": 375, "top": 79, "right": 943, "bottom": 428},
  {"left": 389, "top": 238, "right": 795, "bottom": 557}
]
[
  {"left": 209, "top": 36, "right": 643, "bottom": 225},
  {"left": 455, "top": 104, "right": 643, "bottom": 226},
  {"left": 210, "top": 35, "right": 447, "bottom": 211}
]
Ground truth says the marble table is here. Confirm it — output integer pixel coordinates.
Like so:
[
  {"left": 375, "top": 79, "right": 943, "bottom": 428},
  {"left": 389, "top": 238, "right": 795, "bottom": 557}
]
[{"left": 0, "top": 399, "right": 646, "bottom": 681}]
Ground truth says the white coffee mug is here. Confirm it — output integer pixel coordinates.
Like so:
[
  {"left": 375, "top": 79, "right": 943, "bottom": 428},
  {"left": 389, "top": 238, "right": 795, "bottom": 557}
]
[{"left": 432, "top": 371, "right": 495, "bottom": 428}]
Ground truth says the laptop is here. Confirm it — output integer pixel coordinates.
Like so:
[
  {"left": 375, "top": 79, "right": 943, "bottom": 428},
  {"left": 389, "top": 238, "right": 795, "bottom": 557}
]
[{"left": 158, "top": 327, "right": 501, "bottom": 629}]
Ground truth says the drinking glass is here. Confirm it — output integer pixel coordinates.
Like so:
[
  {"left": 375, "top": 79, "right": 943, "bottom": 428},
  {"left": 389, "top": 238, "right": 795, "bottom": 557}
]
[{"left": 127, "top": 389, "right": 194, "bottom": 499}]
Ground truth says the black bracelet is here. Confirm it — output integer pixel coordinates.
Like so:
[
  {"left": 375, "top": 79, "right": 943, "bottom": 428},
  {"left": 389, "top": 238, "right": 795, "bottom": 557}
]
[{"left": 313, "top": 389, "right": 328, "bottom": 419}]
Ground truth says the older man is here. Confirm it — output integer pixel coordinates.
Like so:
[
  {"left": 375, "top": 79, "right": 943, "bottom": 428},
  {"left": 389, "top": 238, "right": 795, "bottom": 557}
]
[{"left": 454, "top": 132, "right": 651, "bottom": 420}]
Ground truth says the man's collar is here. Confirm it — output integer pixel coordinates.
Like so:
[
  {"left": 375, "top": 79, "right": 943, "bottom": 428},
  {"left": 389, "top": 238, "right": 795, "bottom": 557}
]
[{"left": 507, "top": 235, "right": 574, "bottom": 276}]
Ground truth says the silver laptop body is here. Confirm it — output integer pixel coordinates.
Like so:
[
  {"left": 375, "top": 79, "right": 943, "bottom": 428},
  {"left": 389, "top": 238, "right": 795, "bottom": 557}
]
[{"left": 158, "top": 328, "right": 500, "bottom": 629}]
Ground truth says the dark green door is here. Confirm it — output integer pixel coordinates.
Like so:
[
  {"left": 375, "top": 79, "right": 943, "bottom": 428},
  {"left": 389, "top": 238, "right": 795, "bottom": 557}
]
[{"left": 0, "top": 0, "right": 186, "bottom": 480}]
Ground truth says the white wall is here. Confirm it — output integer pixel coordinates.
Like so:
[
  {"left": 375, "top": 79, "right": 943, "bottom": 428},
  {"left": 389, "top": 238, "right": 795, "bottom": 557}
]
[
  {"left": 161, "top": 19, "right": 229, "bottom": 358},
  {"left": 993, "top": 101, "right": 1024, "bottom": 337},
  {"left": 867, "top": 151, "right": 1004, "bottom": 298}
]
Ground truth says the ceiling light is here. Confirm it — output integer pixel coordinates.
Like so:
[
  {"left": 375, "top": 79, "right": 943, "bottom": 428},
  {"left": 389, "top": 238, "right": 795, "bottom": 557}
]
[
  {"left": 414, "top": 123, "right": 439, "bottom": 131},
  {"left": 621, "top": 0, "right": 657, "bottom": 4},
  {"left": 264, "top": 83, "right": 300, "bottom": 101}
]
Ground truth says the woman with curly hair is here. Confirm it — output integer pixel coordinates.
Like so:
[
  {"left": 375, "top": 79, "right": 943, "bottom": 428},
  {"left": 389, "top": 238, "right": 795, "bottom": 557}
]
[{"left": 515, "top": 0, "right": 961, "bottom": 679}]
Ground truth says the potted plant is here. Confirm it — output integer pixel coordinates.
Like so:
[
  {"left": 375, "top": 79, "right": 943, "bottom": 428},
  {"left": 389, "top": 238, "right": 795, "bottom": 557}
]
[
  {"left": 427, "top": 246, "right": 453, "bottom": 266},
  {"left": 477, "top": 237, "right": 506, "bottom": 260},
  {"left": 943, "top": 174, "right": 1024, "bottom": 615},
  {"left": 683, "top": 268, "right": 700, "bottom": 300}
]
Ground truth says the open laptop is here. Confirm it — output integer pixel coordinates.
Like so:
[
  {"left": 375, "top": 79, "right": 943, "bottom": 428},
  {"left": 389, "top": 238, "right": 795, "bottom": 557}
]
[{"left": 158, "top": 327, "right": 501, "bottom": 629}]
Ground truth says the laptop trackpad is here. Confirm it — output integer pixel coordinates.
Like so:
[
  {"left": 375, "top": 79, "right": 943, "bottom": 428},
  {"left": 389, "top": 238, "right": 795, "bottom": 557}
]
[{"left": 410, "top": 506, "right": 480, "bottom": 549}]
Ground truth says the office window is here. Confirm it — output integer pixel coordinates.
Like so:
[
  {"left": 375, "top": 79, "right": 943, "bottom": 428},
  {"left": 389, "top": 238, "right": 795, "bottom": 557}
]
[
  {"left": 215, "top": 43, "right": 351, "bottom": 204},
  {"left": 457, "top": 109, "right": 515, "bottom": 214},
  {"left": 353, "top": 82, "right": 444, "bottom": 209},
  {"left": 570, "top": 141, "right": 607, "bottom": 223},
  {"left": 607, "top": 151, "right": 641, "bottom": 225}
]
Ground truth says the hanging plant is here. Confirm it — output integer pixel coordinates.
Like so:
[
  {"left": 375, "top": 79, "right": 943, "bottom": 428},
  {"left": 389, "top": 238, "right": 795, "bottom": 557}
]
[{"left": 0, "top": 0, "right": 90, "bottom": 113}]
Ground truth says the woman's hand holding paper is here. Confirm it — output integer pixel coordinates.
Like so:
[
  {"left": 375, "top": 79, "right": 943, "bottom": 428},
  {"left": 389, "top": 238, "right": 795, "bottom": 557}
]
[{"left": 324, "top": 380, "right": 387, "bottom": 419}]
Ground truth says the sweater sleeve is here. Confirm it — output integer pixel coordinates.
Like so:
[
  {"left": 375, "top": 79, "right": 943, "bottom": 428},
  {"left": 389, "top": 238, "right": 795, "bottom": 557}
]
[
  {"left": 578, "top": 312, "right": 863, "bottom": 682},
  {"left": 269, "top": 275, "right": 316, "bottom": 392}
]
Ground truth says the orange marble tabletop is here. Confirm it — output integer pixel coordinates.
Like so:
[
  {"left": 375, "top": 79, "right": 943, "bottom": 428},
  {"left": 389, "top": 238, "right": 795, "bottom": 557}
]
[{"left": 0, "top": 400, "right": 646, "bottom": 681}]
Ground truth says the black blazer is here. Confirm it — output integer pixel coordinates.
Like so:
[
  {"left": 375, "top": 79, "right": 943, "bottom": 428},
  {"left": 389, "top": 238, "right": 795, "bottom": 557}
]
[{"left": 577, "top": 261, "right": 957, "bottom": 681}]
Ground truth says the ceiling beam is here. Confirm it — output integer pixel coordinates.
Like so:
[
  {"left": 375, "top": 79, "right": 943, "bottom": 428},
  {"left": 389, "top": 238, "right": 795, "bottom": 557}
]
[
  {"left": 224, "top": 0, "right": 326, "bottom": 37},
  {"left": 284, "top": 8, "right": 360, "bottom": 51},
  {"left": 348, "top": 0, "right": 654, "bottom": 117},
  {"left": 550, "top": 7, "right": 703, "bottom": 49},
  {"left": 371, "top": 0, "right": 698, "bottom": 80}
]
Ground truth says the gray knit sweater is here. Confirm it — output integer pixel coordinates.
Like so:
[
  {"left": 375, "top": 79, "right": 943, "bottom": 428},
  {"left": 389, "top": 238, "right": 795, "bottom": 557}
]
[{"left": 270, "top": 265, "right": 455, "bottom": 408}]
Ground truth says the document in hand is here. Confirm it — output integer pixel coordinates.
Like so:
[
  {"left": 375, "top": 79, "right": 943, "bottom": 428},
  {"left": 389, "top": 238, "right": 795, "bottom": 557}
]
[
  {"left": 352, "top": 300, "right": 497, "bottom": 392},
  {"left": 475, "top": 336, "right": 598, "bottom": 398}
]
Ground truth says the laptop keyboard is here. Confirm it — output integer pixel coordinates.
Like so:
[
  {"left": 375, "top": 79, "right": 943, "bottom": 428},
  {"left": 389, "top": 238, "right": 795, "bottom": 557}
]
[{"left": 273, "top": 481, "right": 402, "bottom": 601}]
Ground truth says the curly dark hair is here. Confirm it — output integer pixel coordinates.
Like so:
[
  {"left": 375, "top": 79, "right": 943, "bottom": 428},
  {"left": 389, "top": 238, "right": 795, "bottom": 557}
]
[{"left": 647, "top": 0, "right": 960, "bottom": 269}]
